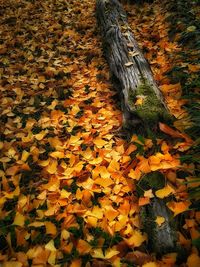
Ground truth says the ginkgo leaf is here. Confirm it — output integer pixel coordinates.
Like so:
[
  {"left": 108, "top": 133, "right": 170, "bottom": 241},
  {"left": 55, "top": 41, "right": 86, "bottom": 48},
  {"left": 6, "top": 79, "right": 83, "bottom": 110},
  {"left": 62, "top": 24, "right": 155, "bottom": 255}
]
[
  {"left": 155, "top": 184, "right": 175, "bottom": 198},
  {"left": 34, "top": 130, "right": 47, "bottom": 141},
  {"left": 93, "top": 137, "right": 107, "bottom": 148},
  {"left": 46, "top": 159, "right": 58, "bottom": 174},
  {"left": 125, "top": 230, "right": 146, "bottom": 247},
  {"left": 167, "top": 201, "right": 191, "bottom": 216},
  {"left": 95, "top": 177, "right": 114, "bottom": 187},
  {"left": 45, "top": 221, "right": 57, "bottom": 235},
  {"left": 13, "top": 212, "right": 25, "bottom": 227},
  {"left": 139, "top": 197, "right": 150, "bottom": 206},
  {"left": 155, "top": 216, "right": 165, "bottom": 226},
  {"left": 45, "top": 240, "right": 57, "bottom": 252},
  {"left": 144, "top": 189, "right": 154, "bottom": 198},
  {"left": 76, "top": 239, "right": 91, "bottom": 254}
]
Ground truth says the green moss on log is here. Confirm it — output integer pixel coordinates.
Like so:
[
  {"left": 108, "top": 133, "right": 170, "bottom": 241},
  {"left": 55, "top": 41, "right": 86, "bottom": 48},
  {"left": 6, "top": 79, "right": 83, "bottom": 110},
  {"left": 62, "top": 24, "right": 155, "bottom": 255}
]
[{"left": 128, "top": 79, "right": 171, "bottom": 127}]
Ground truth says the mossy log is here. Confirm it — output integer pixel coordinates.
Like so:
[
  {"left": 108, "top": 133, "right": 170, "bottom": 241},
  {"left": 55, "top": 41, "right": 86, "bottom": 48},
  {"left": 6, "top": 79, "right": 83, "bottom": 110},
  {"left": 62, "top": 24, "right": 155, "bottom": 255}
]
[{"left": 96, "top": 0, "right": 171, "bottom": 132}]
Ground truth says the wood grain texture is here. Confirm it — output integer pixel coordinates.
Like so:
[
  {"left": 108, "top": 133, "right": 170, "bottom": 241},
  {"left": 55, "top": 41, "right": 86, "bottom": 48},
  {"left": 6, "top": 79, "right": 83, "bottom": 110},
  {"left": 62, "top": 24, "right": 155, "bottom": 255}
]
[{"left": 96, "top": 0, "right": 171, "bottom": 131}]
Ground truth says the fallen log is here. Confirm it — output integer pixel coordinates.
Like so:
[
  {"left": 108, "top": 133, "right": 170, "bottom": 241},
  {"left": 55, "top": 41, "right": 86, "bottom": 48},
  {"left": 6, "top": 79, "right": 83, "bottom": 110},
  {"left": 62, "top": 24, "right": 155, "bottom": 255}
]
[
  {"left": 137, "top": 172, "right": 178, "bottom": 255},
  {"left": 96, "top": 0, "right": 178, "bottom": 257},
  {"left": 96, "top": 0, "right": 171, "bottom": 134}
]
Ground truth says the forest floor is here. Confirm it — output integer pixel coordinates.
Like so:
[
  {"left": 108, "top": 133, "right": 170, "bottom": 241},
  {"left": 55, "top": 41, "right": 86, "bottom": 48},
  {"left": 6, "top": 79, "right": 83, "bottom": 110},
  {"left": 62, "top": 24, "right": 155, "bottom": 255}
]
[{"left": 0, "top": 0, "right": 199, "bottom": 266}]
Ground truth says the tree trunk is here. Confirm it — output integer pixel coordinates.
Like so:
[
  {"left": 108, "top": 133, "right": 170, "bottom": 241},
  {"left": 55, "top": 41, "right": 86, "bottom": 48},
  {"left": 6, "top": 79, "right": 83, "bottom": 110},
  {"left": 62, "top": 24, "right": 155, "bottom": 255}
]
[{"left": 96, "top": 0, "right": 172, "bottom": 134}]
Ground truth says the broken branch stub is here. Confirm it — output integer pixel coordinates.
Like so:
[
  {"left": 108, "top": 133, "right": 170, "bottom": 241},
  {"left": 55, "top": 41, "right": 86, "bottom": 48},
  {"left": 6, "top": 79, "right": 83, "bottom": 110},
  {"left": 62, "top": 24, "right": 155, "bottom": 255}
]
[{"left": 96, "top": 0, "right": 172, "bottom": 132}]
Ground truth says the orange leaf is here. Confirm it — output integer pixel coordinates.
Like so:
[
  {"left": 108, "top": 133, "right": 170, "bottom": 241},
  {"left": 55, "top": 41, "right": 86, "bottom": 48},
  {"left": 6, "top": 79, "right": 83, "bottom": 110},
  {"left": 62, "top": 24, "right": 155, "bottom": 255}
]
[
  {"left": 45, "top": 221, "right": 57, "bottom": 235},
  {"left": 187, "top": 253, "right": 200, "bottom": 267},
  {"left": 76, "top": 240, "right": 91, "bottom": 255},
  {"left": 167, "top": 201, "right": 191, "bottom": 216},
  {"left": 139, "top": 197, "right": 150, "bottom": 206},
  {"left": 159, "top": 122, "right": 192, "bottom": 143}
]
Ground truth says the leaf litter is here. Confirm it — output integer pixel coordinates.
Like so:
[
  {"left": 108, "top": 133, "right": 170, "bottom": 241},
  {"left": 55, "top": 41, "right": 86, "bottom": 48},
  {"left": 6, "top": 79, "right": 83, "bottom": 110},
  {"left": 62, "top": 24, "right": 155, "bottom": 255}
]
[{"left": 0, "top": 0, "right": 199, "bottom": 266}]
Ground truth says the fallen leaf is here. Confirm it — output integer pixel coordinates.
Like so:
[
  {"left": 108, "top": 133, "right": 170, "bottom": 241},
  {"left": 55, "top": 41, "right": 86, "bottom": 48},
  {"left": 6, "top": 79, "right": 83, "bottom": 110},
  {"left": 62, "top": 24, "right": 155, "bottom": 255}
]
[
  {"left": 13, "top": 212, "right": 25, "bottom": 227},
  {"left": 155, "top": 184, "right": 175, "bottom": 199},
  {"left": 167, "top": 201, "right": 191, "bottom": 216},
  {"left": 155, "top": 216, "right": 165, "bottom": 226}
]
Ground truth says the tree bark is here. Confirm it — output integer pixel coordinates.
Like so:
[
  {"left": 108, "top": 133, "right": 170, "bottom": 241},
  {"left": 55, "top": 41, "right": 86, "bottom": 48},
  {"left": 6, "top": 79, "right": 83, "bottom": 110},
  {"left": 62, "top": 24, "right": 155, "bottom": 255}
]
[
  {"left": 96, "top": 0, "right": 171, "bottom": 133},
  {"left": 96, "top": 0, "right": 178, "bottom": 256}
]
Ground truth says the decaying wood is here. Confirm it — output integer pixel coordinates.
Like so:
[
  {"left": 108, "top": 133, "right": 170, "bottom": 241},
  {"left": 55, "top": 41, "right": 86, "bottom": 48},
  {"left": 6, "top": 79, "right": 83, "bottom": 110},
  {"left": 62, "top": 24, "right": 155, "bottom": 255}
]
[
  {"left": 141, "top": 198, "right": 177, "bottom": 255},
  {"left": 96, "top": 0, "right": 177, "bottom": 256},
  {"left": 137, "top": 171, "right": 178, "bottom": 255},
  {"left": 96, "top": 0, "right": 171, "bottom": 132}
]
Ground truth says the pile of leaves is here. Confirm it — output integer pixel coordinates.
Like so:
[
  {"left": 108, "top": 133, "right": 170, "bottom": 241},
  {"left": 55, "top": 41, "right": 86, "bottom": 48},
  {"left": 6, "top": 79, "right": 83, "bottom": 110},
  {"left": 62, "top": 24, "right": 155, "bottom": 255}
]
[{"left": 0, "top": 0, "right": 199, "bottom": 266}]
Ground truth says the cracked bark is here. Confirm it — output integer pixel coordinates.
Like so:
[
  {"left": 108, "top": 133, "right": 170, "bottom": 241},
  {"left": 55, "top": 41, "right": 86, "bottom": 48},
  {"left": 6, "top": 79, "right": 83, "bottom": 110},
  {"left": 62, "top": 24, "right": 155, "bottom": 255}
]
[{"left": 96, "top": 0, "right": 172, "bottom": 135}]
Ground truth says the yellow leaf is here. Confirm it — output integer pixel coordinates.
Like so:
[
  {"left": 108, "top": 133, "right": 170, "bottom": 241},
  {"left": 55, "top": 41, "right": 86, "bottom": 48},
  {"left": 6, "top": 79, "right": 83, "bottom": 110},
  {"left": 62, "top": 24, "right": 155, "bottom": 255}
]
[
  {"left": 105, "top": 249, "right": 120, "bottom": 259},
  {"left": 155, "top": 216, "right": 165, "bottom": 226},
  {"left": 45, "top": 221, "right": 57, "bottom": 235},
  {"left": 107, "top": 160, "right": 120, "bottom": 172},
  {"left": 155, "top": 184, "right": 175, "bottom": 199},
  {"left": 45, "top": 240, "right": 57, "bottom": 252},
  {"left": 50, "top": 151, "right": 65, "bottom": 158},
  {"left": 69, "top": 135, "right": 82, "bottom": 146},
  {"left": 13, "top": 212, "right": 25, "bottom": 227},
  {"left": 4, "top": 186, "right": 20, "bottom": 199},
  {"left": 21, "top": 150, "right": 30, "bottom": 162},
  {"left": 135, "top": 96, "right": 145, "bottom": 105},
  {"left": 86, "top": 216, "right": 98, "bottom": 227},
  {"left": 142, "top": 262, "right": 158, "bottom": 267},
  {"left": 48, "top": 251, "right": 56, "bottom": 265},
  {"left": 95, "top": 177, "right": 114, "bottom": 187},
  {"left": 37, "top": 190, "right": 47, "bottom": 200},
  {"left": 91, "top": 248, "right": 105, "bottom": 259},
  {"left": 125, "top": 230, "right": 146, "bottom": 247},
  {"left": 89, "top": 157, "right": 103, "bottom": 165},
  {"left": 93, "top": 137, "right": 107, "bottom": 148},
  {"left": 144, "top": 189, "right": 154, "bottom": 198},
  {"left": 34, "top": 130, "right": 47, "bottom": 141},
  {"left": 60, "top": 189, "right": 71, "bottom": 199},
  {"left": 128, "top": 169, "right": 141, "bottom": 180},
  {"left": 88, "top": 206, "right": 103, "bottom": 219},
  {"left": 46, "top": 159, "right": 58, "bottom": 174}
]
